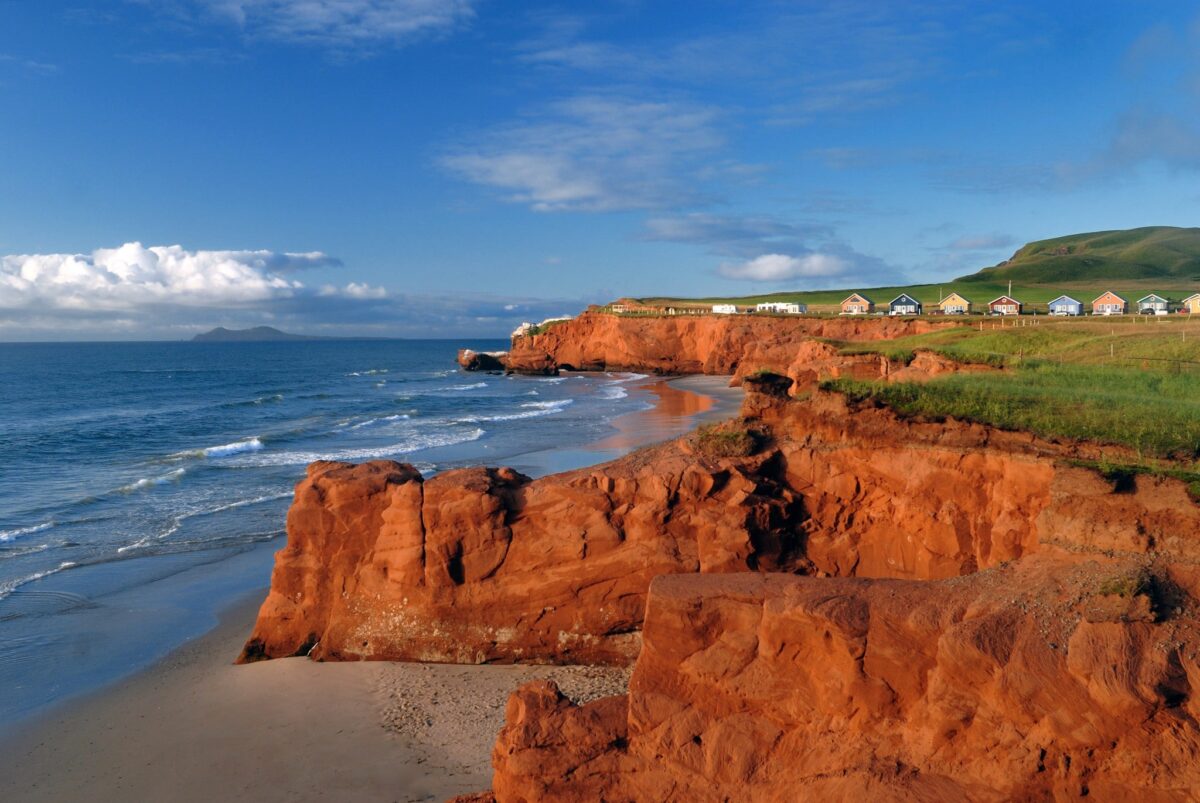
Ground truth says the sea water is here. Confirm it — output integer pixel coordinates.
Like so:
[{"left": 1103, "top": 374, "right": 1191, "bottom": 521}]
[{"left": 0, "top": 340, "right": 655, "bottom": 724}]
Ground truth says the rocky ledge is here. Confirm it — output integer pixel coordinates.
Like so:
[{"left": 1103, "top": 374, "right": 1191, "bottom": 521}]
[
  {"left": 488, "top": 558, "right": 1200, "bottom": 800},
  {"left": 242, "top": 375, "right": 1200, "bottom": 664},
  {"left": 240, "top": 368, "right": 1200, "bottom": 799}
]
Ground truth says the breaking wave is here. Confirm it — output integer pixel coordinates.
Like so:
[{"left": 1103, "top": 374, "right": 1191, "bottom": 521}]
[
  {"left": 118, "top": 468, "right": 186, "bottom": 494},
  {"left": 223, "top": 428, "right": 486, "bottom": 467},
  {"left": 0, "top": 523, "right": 54, "bottom": 543},
  {"left": 457, "top": 398, "right": 573, "bottom": 423}
]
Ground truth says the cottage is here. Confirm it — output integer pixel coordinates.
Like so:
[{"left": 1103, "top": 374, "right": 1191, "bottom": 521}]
[
  {"left": 1182, "top": 293, "right": 1200, "bottom": 314},
  {"left": 988, "top": 295, "right": 1022, "bottom": 316},
  {"left": 712, "top": 303, "right": 738, "bottom": 315},
  {"left": 888, "top": 293, "right": 922, "bottom": 316},
  {"left": 1137, "top": 294, "right": 1171, "bottom": 315},
  {"left": 840, "top": 293, "right": 874, "bottom": 315},
  {"left": 1091, "top": 291, "right": 1127, "bottom": 316},
  {"left": 1047, "top": 295, "right": 1083, "bottom": 316},
  {"left": 938, "top": 292, "right": 972, "bottom": 315},
  {"left": 755, "top": 301, "right": 806, "bottom": 314}
]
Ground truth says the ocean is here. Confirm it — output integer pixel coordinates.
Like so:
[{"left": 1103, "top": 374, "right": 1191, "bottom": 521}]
[{"left": 0, "top": 339, "right": 662, "bottom": 725}]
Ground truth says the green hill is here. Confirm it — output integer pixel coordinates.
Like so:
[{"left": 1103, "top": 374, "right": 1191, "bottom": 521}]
[
  {"left": 636, "top": 226, "right": 1200, "bottom": 312},
  {"left": 962, "top": 226, "right": 1200, "bottom": 285}
]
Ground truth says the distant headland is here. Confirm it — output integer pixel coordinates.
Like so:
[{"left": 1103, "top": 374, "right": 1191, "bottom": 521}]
[{"left": 190, "top": 326, "right": 388, "bottom": 342}]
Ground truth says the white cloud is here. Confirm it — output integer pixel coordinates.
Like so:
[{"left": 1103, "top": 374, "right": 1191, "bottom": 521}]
[
  {"left": 0, "top": 242, "right": 611, "bottom": 340},
  {"left": 441, "top": 95, "right": 727, "bottom": 211},
  {"left": 0, "top": 242, "right": 337, "bottom": 313},
  {"left": 718, "top": 253, "right": 851, "bottom": 282},
  {"left": 138, "top": 0, "right": 474, "bottom": 48},
  {"left": 341, "top": 281, "right": 387, "bottom": 299}
]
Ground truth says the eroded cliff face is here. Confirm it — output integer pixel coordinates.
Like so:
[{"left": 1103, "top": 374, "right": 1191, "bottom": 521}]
[
  {"left": 472, "top": 387, "right": 1200, "bottom": 801},
  {"left": 490, "top": 561, "right": 1200, "bottom": 801},
  {"left": 242, "top": 373, "right": 1200, "bottom": 797},
  {"left": 498, "top": 312, "right": 959, "bottom": 378},
  {"left": 241, "top": 383, "right": 1200, "bottom": 667},
  {"left": 239, "top": 447, "right": 807, "bottom": 665}
]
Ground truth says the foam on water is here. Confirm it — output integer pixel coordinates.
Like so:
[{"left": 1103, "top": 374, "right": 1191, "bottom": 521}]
[
  {"left": 347, "top": 413, "right": 411, "bottom": 430},
  {"left": 438, "top": 381, "right": 488, "bottom": 392},
  {"left": 0, "top": 523, "right": 54, "bottom": 543},
  {"left": 521, "top": 399, "right": 575, "bottom": 410},
  {"left": 118, "top": 468, "right": 186, "bottom": 494},
  {"left": 457, "top": 398, "right": 574, "bottom": 423},
  {"left": 224, "top": 427, "right": 486, "bottom": 467},
  {"left": 0, "top": 562, "right": 78, "bottom": 602}
]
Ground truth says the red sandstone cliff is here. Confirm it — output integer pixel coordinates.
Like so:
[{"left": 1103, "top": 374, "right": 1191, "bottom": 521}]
[
  {"left": 490, "top": 559, "right": 1200, "bottom": 801},
  {"left": 486, "top": 311, "right": 961, "bottom": 379},
  {"left": 241, "top": 371, "right": 1200, "bottom": 798},
  {"left": 242, "top": 381, "right": 1200, "bottom": 666},
  {"left": 239, "top": 444, "right": 806, "bottom": 665}
]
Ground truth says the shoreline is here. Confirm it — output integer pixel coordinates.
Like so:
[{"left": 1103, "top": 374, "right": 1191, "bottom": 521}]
[{"left": 0, "top": 374, "right": 742, "bottom": 802}]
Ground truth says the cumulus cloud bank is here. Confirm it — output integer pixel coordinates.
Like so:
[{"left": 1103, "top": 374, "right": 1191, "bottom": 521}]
[
  {"left": 0, "top": 242, "right": 602, "bottom": 340},
  {"left": 0, "top": 243, "right": 344, "bottom": 313}
]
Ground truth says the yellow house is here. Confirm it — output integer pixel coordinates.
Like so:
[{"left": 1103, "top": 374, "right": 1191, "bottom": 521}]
[
  {"left": 938, "top": 292, "right": 972, "bottom": 315},
  {"left": 1182, "top": 293, "right": 1200, "bottom": 314}
]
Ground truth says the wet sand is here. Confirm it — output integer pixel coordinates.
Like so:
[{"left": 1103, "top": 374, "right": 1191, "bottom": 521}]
[{"left": 0, "top": 374, "right": 743, "bottom": 802}]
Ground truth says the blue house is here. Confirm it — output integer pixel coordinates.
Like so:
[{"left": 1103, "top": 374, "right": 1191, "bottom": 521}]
[
  {"left": 1047, "top": 295, "right": 1082, "bottom": 316},
  {"left": 888, "top": 293, "right": 922, "bottom": 316}
]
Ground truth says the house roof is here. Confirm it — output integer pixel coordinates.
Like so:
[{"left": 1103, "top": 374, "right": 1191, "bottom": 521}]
[
  {"left": 939, "top": 292, "right": 971, "bottom": 305},
  {"left": 988, "top": 295, "right": 1021, "bottom": 305},
  {"left": 1137, "top": 293, "right": 1169, "bottom": 303},
  {"left": 1048, "top": 295, "right": 1081, "bottom": 305},
  {"left": 889, "top": 293, "right": 920, "bottom": 305},
  {"left": 1092, "top": 291, "right": 1127, "bottom": 304},
  {"left": 1182, "top": 293, "right": 1200, "bottom": 302},
  {"left": 841, "top": 293, "right": 873, "bottom": 305}
]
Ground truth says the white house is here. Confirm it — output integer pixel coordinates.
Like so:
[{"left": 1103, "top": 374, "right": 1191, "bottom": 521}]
[
  {"left": 712, "top": 304, "right": 738, "bottom": 314},
  {"left": 755, "top": 302, "right": 806, "bottom": 314}
]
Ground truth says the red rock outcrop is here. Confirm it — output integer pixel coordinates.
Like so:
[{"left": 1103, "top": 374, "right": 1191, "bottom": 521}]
[
  {"left": 456, "top": 348, "right": 509, "bottom": 372},
  {"left": 242, "top": 381, "right": 1200, "bottom": 666},
  {"left": 239, "top": 446, "right": 807, "bottom": 665},
  {"left": 494, "top": 311, "right": 959, "bottom": 376},
  {"left": 735, "top": 339, "right": 995, "bottom": 392},
  {"left": 490, "top": 561, "right": 1200, "bottom": 801}
]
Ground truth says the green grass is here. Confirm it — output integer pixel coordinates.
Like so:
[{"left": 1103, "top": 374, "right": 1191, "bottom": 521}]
[
  {"left": 970, "top": 226, "right": 1200, "bottom": 284},
  {"left": 524, "top": 318, "right": 571, "bottom": 336},
  {"left": 839, "top": 316, "right": 1200, "bottom": 367},
  {"left": 824, "top": 359, "right": 1200, "bottom": 461},
  {"left": 692, "top": 422, "right": 759, "bottom": 459},
  {"left": 1096, "top": 567, "right": 1153, "bottom": 599}
]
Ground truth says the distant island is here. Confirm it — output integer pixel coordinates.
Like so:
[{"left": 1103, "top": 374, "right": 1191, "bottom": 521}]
[{"left": 192, "top": 326, "right": 343, "bottom": 342}]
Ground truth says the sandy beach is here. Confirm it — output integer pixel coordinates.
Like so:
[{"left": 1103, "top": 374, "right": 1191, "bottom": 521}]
[{"left": 0, "top": 375, "right": 742, "bottom": 802}]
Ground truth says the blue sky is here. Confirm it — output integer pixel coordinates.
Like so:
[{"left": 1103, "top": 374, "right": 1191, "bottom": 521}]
[{"left": 2, "top": 1, "right": 1199, "bottom": 338}]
